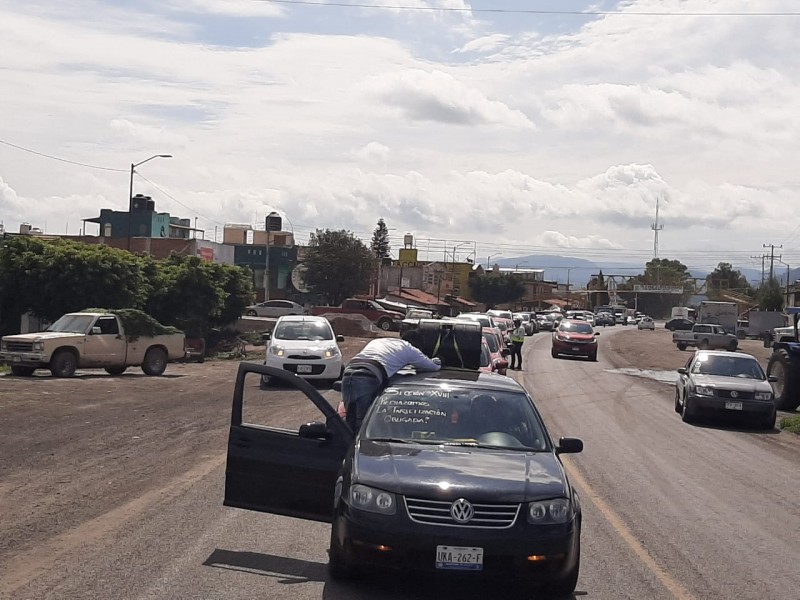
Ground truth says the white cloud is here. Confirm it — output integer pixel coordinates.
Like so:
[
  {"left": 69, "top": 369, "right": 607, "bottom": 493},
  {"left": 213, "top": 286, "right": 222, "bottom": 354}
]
[
  {"left": 456, "top": 34, "right": 511, "bottom": 54},
  {"left": 537, "top": 231, "right": 623, "bottom": 250},
  {"left": 165, "top": 0, "right": 284, "bottom": 18}
]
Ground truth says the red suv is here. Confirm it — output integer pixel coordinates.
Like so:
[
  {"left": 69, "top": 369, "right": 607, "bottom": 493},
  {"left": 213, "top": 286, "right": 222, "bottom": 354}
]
[{"left": 551, "top": 319, "right": 600, "bottom": 361}]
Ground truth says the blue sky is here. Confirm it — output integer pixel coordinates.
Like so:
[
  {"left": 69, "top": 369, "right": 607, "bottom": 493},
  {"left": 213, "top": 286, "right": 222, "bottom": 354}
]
[{"left": 2, "top": 0, "right": 800, "bottom": 271}]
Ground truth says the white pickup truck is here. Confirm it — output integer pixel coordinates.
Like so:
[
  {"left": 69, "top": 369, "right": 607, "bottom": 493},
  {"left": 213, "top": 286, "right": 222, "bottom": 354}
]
[
  {"left": 673, "top": 324, "right": 738, "bottom": 352},
  {"left": 0, "top": 311, "right": 186, "bottom": 377}
]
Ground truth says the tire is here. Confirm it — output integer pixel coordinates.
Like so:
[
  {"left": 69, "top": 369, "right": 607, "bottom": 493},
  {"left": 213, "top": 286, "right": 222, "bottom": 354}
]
[
  {"left": 760, "top": 409, "right": 776, "bottom": 431},
  {"left": 544, "top": 535, "right": 580, "bottom": 597},
  {"left": 377, "top": 318, "right": 392, "bottom": 331},
  {"left": 328, "top": 526, "right": 356, "bottom": 581},
  {"left": 589, "top": 352, "right": 598, "bottom": 362},
  {"left": 677, "top": 342, "right": 687, "bottom": 351},
  {"left": 141, "top": 347, "right": 168, "bottom": 376},
  {"left": 105, "top": 366, "right": 127, "bottom": 375},
  {"left": 259, "top": 375, "right": 270, "bottom": 389},
  {"left": 50, "top": 350, "right": 77, "bottom": 378},
  {"left": 681, "top": 395, "right": 695, "bottom": 423},
  {"left": 551, "top": 347, "right": 558, "bottom": 358},
  {"left": 246, "top": 310, "right": 257, "bottom": 316},
  {"left": 728, "top": 340, "right": 738, "bottom": 352},
  {"left": 10, "top": 366, "right": 35, "bottom": 376},
  {"left": 766, "top": 349, "right": 800, "bottom": 411},
  {"left": 674, "top": 388, "right": 682, "bottom": 413},
  {"left": 699, "top": 339, "right": 710, "bottom": 350}
]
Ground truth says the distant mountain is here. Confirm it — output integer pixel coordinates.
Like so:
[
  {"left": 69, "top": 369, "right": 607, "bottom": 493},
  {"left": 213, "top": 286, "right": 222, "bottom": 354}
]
[{"left": 486, "top": 255, "right": 771, "bottom": 289}]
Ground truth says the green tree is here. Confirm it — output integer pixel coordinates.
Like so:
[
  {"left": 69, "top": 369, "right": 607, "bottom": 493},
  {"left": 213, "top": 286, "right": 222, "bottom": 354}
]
[
  {"left": 0, "top": 237, "right": 151, "bottom": 333},
  {"left": 468, "top": 274, "right": 525, "bottom": 309},
  {"left": 588, "top": 270, "right": 609, "bottom": 308},
  {"left": 706, "top": 262, "right": 753, "bottom": 299},
  {"left": 146, "top": 254, "right": 255, "bottom": 335},
  {"left": 304, "top": 229, "right": 376, "bottom": 305},
  {"left": 370, "top": 218, "right": 391, "bottom": 259},
  {"left": 622, "top": 258, "right": 694, "bottom": 318},
  {"left": 757, "top": 279, "right": 784, "bottom": 311}
]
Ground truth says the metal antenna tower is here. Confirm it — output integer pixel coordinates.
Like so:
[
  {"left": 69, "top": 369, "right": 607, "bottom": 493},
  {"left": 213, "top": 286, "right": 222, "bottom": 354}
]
[{"left": 651, "top": 197, "right": 664, "bottom": 258}]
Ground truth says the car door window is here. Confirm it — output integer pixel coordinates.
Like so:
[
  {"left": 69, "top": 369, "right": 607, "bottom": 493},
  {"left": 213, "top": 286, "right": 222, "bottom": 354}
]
[{"left": 96, "top": 316, "right": 119, "bottom": 335}]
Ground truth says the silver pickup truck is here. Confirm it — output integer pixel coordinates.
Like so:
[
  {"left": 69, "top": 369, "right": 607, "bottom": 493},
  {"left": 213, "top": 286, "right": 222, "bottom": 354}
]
[{"left": 673, "top": 324, "right": 738, "bottom": 351}]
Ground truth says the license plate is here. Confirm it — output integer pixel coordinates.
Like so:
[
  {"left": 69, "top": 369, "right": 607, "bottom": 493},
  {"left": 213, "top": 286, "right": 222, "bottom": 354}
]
[
  {"left": 296, "top": 364, "right": 313, "bottom": 374},
  {"left": 12, "top": 355, "right": 21, "bottom": 362},
  {"left": 725, "top": 401, "right": 743, "bottom": 410},
  {"left": 572, "top": 346, "right": 580, "bottom": 352},
  {"left": 435, "top": 545, "right": 484, "bottom": 571}
]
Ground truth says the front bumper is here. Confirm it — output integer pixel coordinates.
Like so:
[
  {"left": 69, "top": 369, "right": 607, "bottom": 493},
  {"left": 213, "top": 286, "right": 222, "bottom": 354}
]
[
  {"left": 0, "top": 351, "right": 46, "bottom": 367},
  {"left": 333, "top": 504, "right": 580, "bottom": 581},
  {"left": 264, "top": 354, "right": 342, "bottom": 379},
  {"left": 688, "top": 394, "right": 774, "bottom": 417},
  {"left": 552, "top": 339, "right": 596, "bottom": 357}
]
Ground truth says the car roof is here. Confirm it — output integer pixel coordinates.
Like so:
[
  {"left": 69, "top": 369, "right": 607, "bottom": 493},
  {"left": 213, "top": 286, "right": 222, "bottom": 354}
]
[
  {"left": 388, "top": 368, "right": 526, "bottom": 394},
  {"left": 693, "top": 350, "right": 757, "bottom": 360}
]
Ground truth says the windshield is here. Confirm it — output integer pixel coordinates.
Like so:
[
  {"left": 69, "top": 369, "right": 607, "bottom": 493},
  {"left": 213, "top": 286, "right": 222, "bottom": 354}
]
[
  {"left": 273, "top": 321, "right": 333, "bottom": 341},
  {"left": 559, "top": 321, "right": 594, "bottom": 334},
  {"left": 46, "top": 314, "right": 95, "bottom": 333},
  {"left": 691, "top": 355, "right": 765, "bottom": 379},
  {"left": 364, "top": 387, "right": 548, "bottom": 451}
]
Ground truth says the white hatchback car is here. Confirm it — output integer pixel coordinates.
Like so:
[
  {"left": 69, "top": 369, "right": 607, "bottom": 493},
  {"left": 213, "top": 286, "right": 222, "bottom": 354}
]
[
  {"left": 637, "top": 317, "right": 655, "bottom": 330},
  {"left": 262, "top": 316, "right": 344, "bottom": 387},
  {"left": 245, "top": 300, "right": 307, "bottom": 318}
]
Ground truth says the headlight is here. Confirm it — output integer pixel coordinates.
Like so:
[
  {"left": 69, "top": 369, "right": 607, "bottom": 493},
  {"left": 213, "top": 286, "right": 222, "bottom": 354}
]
[
  {"left": 269, "top": 344, "right": 285, "bottom": 357},
  {"left": 755, "top": 392, "right": 773, "bottom": 401},
  {"left": 324, "top": 346, "right": 340, "bottom": 358},
  {"left": 33, "top": 342, "right": 44, "bottom": 351},
  {"left": 349, "top": 484, "right": 396, "bottom": 515},
  {"left": 527, "top": 498, "right": 572, "bottom": 524},
  {"left": 694, "top": 385, "right": 714, "bottom": 397}
]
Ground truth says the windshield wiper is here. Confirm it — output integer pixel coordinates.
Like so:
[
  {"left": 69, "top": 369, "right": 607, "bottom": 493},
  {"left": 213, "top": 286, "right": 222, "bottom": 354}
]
[{"left": 367, "top": 437, "right": 413, "bottom": 444}]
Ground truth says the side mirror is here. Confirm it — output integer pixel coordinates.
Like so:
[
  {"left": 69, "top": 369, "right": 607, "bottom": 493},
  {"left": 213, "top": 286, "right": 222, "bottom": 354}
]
[
  {"left": 299, "top": 422, "right": 330, "bottom": 439},
  {"left": 768, "top": 375, "right": 778, "bottom": 383},
  {"left": 332, "top": 380, "right": 343, "bottom": 393},
  {"left": 336, "top": 335, "right": 345, "bottom": 342},
  {"left": 91, "top": 326, "right": 102, "bottom": 335},
  {"left": 556, "top": 437, "right": 583, "bottom": 455},
  {"left": 677, "top": 367, "right": 687, "bottom": 375},
  {"left": 594, "top": 332, "right": 600, "bottom": 336},
  {"left": 261, "top": 332, "right": 271, "bottom": 341}
]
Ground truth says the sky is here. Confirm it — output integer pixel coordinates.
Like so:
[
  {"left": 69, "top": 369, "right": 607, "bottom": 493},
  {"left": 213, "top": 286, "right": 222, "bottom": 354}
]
[{"left": 2, "top": 0, "right": 800, "bottom": 273}]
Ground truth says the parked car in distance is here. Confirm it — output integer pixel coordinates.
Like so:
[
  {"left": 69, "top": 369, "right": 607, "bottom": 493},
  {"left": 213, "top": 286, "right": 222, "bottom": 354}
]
[
  {"left": 223, "top": 363, "right": 584, "bottom": 595},
  {"left": 637, "top": 317, "right": 655, "bottom": 330},
  {"left": 311, "top": 298, "right": 404, "bottom": 331},
  {"left": 487, "top": 309, "right": 514, "bottom": 321},
  {"left": 456, "top": 313, "right": 496, "bottom": 330},
  {"left": 513, "top": 312, "right": 538, "bottom": 335},
  {"left": 551, "top": 319, "right": 599, "bottom": 361},
  {"left": 594, "top": 312, "right": 615, "bottom": 327},
  {"left": 675, "top": 350, "right": 777, "bottom": 429},
  {"left": 245, "top": 300, "right": 307, "bottom": 318},
  {"left": 261, "top": 315, "right": 344, "bottom": 387},
  {"left": 673, "top": 324, "right": 738, "bottom": 352},
  {"left": 665, "top": 318, "right": 695, "bottom": 331},
  {"left": 482, "top": 327, "right": 509, "bottom": 375}
]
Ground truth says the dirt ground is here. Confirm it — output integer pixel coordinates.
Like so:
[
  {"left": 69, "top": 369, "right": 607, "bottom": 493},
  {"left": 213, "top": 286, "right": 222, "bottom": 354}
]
[{"left": 605, "top": 324, "right": 774, "bottom": 372}]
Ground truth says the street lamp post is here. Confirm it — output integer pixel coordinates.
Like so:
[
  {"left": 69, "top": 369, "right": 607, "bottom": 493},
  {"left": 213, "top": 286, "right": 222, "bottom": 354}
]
[
  {"left": 265, "top": 211, "right": 281, "bottom": 301},
  {"left": 486, "top": 253, "right": 503, "bottom": 268},
  {"left": 127, "top": 154, "right": 172, "bottom": 251}
]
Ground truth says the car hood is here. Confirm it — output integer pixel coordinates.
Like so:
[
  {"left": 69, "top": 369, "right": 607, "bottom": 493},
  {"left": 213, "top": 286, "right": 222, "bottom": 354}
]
[
  {"left": 2, "top": 331, "right": 84, "bottom": 342},
  {"left": 690, "top": 374, "right": 772, "bottom": 392},
  {"left": 354, "top": 441, "right": 568, "bottom": 503},
  {"left": 269, "top": 339, "right": 338, "bottom": 351},
  {"left": 554, "top": 332, "right": 594, "bottom": 341}
]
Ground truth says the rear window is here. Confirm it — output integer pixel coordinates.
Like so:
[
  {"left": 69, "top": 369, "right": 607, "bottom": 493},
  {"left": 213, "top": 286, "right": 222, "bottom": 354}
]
[{"left": 364, "top": 387, "right": 548, "bottom": 451}]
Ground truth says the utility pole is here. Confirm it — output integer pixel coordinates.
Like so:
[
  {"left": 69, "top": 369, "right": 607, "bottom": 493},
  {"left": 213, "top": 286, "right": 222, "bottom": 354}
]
[
  {"left": 651, "top": 197, "right": 664, "bottom": 258},
  {"left": 751, "top": 254, "right": 767, "bottom": 287},
  {"left": 763, "top": 243, "right": 783, "bottom": 282}
]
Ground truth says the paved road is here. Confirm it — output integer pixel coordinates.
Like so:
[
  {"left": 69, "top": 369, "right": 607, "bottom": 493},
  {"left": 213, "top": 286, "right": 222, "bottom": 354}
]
[{"left": 1, "top": 330, "right": 798, "bottom": 599}]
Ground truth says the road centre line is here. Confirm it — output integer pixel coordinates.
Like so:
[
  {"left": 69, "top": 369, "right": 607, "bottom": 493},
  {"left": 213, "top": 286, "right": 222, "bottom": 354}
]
[{"left": 562, "top": 458, "right": 696, "bottom": 600}]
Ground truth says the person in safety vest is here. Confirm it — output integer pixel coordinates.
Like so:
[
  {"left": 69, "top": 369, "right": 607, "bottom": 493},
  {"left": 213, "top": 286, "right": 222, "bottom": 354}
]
[{"left": 509, "top": 318, "right": 526, "bottom": 370}]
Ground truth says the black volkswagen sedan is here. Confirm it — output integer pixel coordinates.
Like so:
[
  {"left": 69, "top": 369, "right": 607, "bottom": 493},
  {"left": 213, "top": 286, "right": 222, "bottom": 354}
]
[{"left": 224, "top": 363, "right": 584, "bottom": 596}]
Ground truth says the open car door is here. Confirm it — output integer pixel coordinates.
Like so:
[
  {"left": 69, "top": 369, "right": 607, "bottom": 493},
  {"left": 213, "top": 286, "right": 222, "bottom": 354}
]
[{"left": 224, "top": 363, "right": 353, "bottom": 523}]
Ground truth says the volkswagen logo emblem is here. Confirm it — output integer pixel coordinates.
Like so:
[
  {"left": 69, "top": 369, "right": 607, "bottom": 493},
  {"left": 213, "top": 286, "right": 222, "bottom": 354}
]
[
  {"left": 730, "top": 390, "right": 738, "bottom": 398},
  {"left": 450, "top": 498, "right": 474, "bottom": 523}
]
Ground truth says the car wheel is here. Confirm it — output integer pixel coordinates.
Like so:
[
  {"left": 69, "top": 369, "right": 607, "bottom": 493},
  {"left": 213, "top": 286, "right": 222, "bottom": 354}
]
[
  {"left": 589, "top": 352, "right": 598, "bottom": 362},
  {"left": 698, "top": 339, "right": 710, "bottom": 350},
  {"left": 104, "top": 366, "right": 127, "bottom": 375},
  {"left": 674, "top": 388, "right": 682, "bottom": 413},
  {"left": 759, "top": 409, "right": 776, "bottom": 431},
  {"left": 259, "top": 375, "right": 271, "bottom": 390},
  {"left": 677, "top": 342, "right": 687, "bottom": 351},
  {"left": 681, "top": 395, "right": 695, "bottom": 423},
  {"left": 377, "top": 318, "right": 392, "bottom": 331},
  {"left": 328, "top": 526, "right": 357, "bottom": 581},
  {"left": 551, "top": 347, "right": 558, "bottom": 358},
  {"left": 141, "top": 347, "right": 168, "bottom": 376},
  {"left": 728, "top": 340, "right": 738, "bottom": 352},
  {"left": 544, "top": 535, "right": 580, "bottom": 597},
  {"left": 766, "top": 349, "right": 800, "bottom": 411},
  {"left": 246, "top": 310, "right": 257, "bottom": 317},
  {"left": 50, "top": 349, "right": 77, "bottom": 378}
]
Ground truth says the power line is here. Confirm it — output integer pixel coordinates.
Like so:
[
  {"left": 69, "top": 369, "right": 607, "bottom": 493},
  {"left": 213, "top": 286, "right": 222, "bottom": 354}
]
[
  {"left": 258, "top": 0, "right": 800, "bottom": 17},
  {"left": 0, "top": 138, "right": 127, "bottom": 173},
  {"left": 134, "top": 173, "right": 227, "bottom": 227}
]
